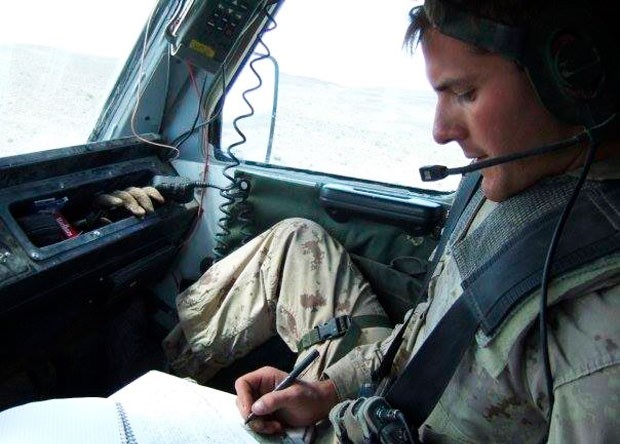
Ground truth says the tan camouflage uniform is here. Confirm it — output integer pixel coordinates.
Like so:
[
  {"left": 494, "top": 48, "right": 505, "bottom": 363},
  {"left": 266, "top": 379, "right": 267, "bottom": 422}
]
[
  {"left": 165, "top": 161, "right": 619, "bottom": 443},
  {"left": 163, "top": 217, "right": 392, "bottom": 383},
  {"left": 324, "top": 160, "right": 620, "bottom": 443}
]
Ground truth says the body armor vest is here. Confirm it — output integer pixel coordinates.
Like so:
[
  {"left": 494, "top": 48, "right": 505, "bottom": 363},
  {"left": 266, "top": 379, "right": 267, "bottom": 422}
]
[{"left": 385, "top": 173, "right": 620, "bottom": 427}]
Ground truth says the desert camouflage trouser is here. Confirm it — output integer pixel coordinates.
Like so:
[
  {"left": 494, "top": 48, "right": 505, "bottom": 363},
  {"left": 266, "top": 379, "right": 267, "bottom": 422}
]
[{"left": 163, "top": 218, "right": 392, "bottom": 383}]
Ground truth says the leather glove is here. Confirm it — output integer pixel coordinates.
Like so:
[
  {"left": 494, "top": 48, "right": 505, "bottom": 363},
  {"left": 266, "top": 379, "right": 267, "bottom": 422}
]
[{"left": 94, "top": 186, "right": 165, "bottom": 217}]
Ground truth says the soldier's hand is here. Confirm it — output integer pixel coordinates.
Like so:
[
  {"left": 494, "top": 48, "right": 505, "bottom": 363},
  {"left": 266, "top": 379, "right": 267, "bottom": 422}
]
[
  {"left": 94, "top": 186, "right": 165, "bottom": 217},
  {"left": 235, "top": 366, "right": 338, "bottom": 435}
]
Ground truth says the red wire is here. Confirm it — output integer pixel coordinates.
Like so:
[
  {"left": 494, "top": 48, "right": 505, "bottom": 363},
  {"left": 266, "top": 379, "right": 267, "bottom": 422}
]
[
  {"left": 175, "top": 62, "right": 210, "bottom": 262},
  {"left": 185, "top": 61, "right": 201, "bottom": 97}
]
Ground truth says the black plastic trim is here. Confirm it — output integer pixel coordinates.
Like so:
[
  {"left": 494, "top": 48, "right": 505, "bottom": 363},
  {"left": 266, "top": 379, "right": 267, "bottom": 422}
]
[{"left": 319, "top": 183, "right": 444, "bottom": 233}]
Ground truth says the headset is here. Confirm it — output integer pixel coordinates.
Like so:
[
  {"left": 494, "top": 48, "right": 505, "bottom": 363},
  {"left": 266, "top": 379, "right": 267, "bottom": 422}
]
[
  {"left": 328, "top": 3, "right": 616, "bottom": 443},
  {"left": 411, "top": 1, "right": 617, "bottom": 441},
  {"left": 419, "top": 0, "right": 618, "bottom": 182}
]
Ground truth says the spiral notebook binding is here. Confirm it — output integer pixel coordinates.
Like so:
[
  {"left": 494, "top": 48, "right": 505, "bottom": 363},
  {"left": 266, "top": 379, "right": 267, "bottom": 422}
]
[{"left": 114, "top": 401, "right": 138, "bottom": 444}]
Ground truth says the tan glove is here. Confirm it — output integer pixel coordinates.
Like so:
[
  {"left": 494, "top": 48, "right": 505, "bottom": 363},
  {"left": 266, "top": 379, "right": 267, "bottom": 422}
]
[{"left": 95, "top": 186, "right": 165, "bottom": 217}]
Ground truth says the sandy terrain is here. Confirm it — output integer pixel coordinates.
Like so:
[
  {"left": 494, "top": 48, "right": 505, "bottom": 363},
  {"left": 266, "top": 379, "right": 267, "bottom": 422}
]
[
  {"left": 1, "top": 44, "right": 461, "bottom": 192},
  {"left": 0, "top": 45, "right": 122, "bottom": 157},
  {"left": 223, "top": 73, "right": 462, "bottom": 191}
]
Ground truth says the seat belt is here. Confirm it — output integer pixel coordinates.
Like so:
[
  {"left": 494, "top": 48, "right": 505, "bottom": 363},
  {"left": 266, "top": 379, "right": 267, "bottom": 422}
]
[
  {"left": 420, "top": 171, "right": 482, "bottom": 302},
  {"left": 371, "top": 171, "right": 482, "bottom": 383},
  {"left": 384, "top": 181, "right": 620, "bottom": 428}
]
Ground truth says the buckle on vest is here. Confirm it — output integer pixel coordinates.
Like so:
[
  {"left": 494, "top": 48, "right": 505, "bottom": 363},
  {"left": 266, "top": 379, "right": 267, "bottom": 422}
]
[{"left": 315, "top": 315, "right": 352, "bottom": 341}]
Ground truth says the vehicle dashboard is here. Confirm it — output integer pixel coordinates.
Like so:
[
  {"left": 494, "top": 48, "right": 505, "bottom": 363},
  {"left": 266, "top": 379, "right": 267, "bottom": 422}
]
[{"left": 0, "top": 135, "right": 197, "bottom": 393}]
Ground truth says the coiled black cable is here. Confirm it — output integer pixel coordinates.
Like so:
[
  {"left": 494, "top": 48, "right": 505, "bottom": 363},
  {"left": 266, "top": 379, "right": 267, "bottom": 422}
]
[{"left": 213, "top": 7, "right": 278, "bottom": 260}]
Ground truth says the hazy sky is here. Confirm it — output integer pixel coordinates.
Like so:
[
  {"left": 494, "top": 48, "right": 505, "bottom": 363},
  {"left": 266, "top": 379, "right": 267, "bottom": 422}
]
[
  {"left": 1, "top": 0, "right": 427, "bottom": 89},
  {"left": 0, "top": 0, "right": 156, "bottom": 57},
  {"left": 268, "top": 0, "right": 428, "bottom": 90}
]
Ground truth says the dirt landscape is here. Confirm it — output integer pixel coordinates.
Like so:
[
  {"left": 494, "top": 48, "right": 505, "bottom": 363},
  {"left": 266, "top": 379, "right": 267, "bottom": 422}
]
[
  {"left": 223, "top": 72, "right": 462, "bottom": 191},
  {"left": 1, "top": 45, "right": 462, "bottom": 192},
  {"left": 0, "top": 44, "right": 123, "bottom": 157}
]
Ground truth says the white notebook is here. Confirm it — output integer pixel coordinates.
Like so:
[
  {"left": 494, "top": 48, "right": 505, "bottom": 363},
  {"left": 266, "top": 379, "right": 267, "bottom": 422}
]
[{"left": 0, "top": 370, "right": 312, "bottom": 444}]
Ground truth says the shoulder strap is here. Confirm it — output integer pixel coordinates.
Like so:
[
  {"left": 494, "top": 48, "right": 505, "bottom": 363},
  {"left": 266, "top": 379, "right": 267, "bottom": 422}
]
[
  {"left": 467, "top": 181, "right": 620, "bottom": 335},
  {"left": 420, "top": 171, "right": 482, "bottom": 300},
  {"left": 371, "top": 172, "right": 481, "bottom": 383},
  {"left": 385, "top": 180, "right": 620, "bottom": 428}
]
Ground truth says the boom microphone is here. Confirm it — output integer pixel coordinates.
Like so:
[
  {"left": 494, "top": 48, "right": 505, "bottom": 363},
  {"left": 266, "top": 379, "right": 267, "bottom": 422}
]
[{"left": 419, "top": 114, "right": 616, "bottom": 182}]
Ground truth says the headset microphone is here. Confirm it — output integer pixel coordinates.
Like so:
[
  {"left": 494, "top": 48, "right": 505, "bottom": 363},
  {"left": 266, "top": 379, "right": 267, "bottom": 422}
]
[
  {"left": 419, "top": 134, "right": 587, "bottom": 181},
  {"left": 419, "top": 114, "right": 616, "bottom": 182}
]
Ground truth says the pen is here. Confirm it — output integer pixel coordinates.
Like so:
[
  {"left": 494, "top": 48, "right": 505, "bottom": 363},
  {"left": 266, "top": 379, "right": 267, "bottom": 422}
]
[{"left": 244, "top": 348, "right": 320, "bottom": 424}]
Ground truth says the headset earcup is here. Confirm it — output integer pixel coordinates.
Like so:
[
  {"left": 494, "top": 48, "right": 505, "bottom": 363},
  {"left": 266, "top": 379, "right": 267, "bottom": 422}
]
[{"left": 523, "top": 7, "right": 617, "bottom": 125}]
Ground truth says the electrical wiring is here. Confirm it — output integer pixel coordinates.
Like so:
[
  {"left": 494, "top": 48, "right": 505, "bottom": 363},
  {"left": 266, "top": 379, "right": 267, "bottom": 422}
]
[
  {"left": 156, "top": 0, "right": 281, "bottom": 261},
  {"left": 130, "top": 0, "right": 181, "bottom": 159},
  {"left": 186, "top": 61, "right": 201, "bottom": 96},
  {"left": 169, "top": 66, "right": 210, "bottom": 149},
  {"left": 538, "top": 130, "right": 600, "bottom": 440},
  {"left": 192, "top": 75, "right": 230, "bottom": 250},
  {"left": 169, "top": 70, "right": 225, "bottom": 150},
  {"left": 172, "top": 66, "right": 227, "bottom": 257},
  {"left": 175, "top": 180, "right": 227, "bottom": 258},
  {"left": 168, "top": 0, "right": 274, "bottom": 154},
  {"left": 164, "top": 0, "right": 189, "bottom": 42},
  {"left": 213, "top": 6, "right": 278, "bottom": 260}
]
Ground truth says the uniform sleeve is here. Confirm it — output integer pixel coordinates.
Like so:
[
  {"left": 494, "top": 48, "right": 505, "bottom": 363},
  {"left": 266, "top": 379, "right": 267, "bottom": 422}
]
[
  {"left": 325, "top": 299, "right": 433, "bottom": 400},
  {"left": 323, "top": 319, "right": 405, "bottom": 400},
  {"left": 522, "top": 283, "right": 620, "bottom": 443},
  {"left": 547, "top": 364, "right": 620, "bottom": 443}
]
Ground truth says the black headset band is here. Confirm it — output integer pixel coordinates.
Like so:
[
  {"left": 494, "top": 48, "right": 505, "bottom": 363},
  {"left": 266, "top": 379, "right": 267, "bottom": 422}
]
[
  {"left": 423, "top": 0, "right": 525, "bottom": 63},
  {"left": 419, "top": 0, "right": 616, "bottom": 126}
]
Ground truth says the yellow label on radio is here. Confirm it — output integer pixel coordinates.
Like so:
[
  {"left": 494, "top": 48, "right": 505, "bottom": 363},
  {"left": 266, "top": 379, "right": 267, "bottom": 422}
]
[{"left": 189, "top": 40, "right": 216, "bottom": 59}]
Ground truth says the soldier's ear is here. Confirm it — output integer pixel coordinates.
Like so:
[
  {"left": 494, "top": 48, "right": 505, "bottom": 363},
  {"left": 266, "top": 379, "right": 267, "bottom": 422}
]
[{"left": 424, "top": 0, "right": 618, "bottom": 126}]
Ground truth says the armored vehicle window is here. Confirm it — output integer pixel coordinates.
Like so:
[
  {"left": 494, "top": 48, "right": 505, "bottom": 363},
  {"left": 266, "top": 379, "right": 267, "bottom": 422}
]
[
  {"left": 0, "top": 1, "right": 157, "bottom": 158},
  {"left": 220, "top": 0, "right": 464, "bottom": 191}
]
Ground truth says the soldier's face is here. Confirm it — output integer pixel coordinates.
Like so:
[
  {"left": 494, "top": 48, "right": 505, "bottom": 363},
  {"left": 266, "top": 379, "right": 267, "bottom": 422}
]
[{"left": 422, "top": 29, "right": 584, "bottom": 202}]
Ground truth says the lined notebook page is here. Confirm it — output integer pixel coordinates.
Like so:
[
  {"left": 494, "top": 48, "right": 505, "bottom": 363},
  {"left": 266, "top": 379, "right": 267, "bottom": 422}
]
[
  {"left": 0, "top": 397, "right": 126, "bottom": 444},
  {"left": 0, "top": 371, "right": 302, "bottom": 444},
  {"left": 110, "top": 370, "right": 274, "bottom": 444}
]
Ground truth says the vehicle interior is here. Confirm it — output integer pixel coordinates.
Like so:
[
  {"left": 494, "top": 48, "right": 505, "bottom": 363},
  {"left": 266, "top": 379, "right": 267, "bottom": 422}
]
[{"left": 0, "top": 0, "right": 466, "bottom": 409}]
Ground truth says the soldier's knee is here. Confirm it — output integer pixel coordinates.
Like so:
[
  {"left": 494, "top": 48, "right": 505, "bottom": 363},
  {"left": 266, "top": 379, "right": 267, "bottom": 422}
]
[{"left": 273, "top": 217, "right": 327, "bottom": 237}]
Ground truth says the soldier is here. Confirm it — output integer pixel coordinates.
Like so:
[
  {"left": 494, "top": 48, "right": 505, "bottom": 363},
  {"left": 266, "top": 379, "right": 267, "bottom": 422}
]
[{"left": 166, "top": 0, "right": 619, "bottom": 442}]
